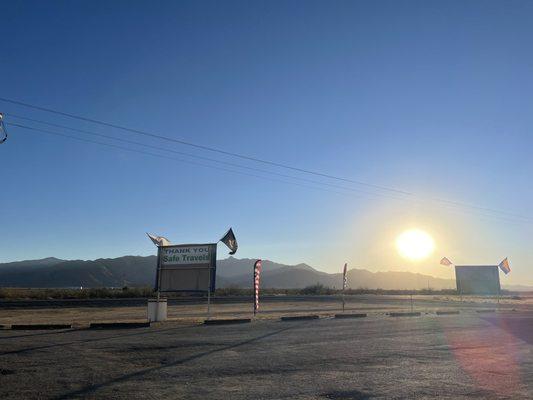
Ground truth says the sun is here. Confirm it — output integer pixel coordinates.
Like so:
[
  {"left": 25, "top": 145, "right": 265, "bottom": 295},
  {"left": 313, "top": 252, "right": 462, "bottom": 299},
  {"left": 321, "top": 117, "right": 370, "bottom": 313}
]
[{"left": 396, "top": 229, "right": 435, "bottom": 261}]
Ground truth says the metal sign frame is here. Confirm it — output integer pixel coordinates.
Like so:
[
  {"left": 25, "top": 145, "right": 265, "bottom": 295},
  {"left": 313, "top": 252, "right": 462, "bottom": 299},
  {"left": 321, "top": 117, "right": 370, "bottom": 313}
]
[
  {"left": 454, "top": 265, "right": 501, "bottom": 295},
  {"left": 155, "top": 243, "right": 217, "bottom": 293}
]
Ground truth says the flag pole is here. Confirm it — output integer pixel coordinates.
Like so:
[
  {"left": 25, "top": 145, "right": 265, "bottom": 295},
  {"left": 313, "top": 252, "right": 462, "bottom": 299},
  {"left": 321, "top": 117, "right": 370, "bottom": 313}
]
[
  {"left": 252, "top": 262, "right": 255, "bottom": 318},
  {"left": 451, "top": 267, "right": 454, "bottom": 291},
  {"left": 207, "top": 263, "right": 212, "bottom": 320},
  {"left": 155, "top": 246, "right": 162, "bottom": 321},
  {"left": 411, "top": 275, "right": 414, "bottom": 313},
  {"left": 341, "top": 263, "right": 347, "bottom": 313},
  {"left": 498, "top": 276, "right": 501, "bottom": 307}
]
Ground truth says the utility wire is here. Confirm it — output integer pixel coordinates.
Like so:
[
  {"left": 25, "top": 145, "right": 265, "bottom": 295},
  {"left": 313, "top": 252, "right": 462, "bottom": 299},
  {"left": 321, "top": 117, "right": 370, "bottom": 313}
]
[
  {"left": 0, "top": 96, "right": 410, "bottom": 195},
  {"left": 6, "top": 113, "right": 404, "bottom": 200},
  {"left": 9, "top": 113, "right": 532, "bottom": 223},
  {"left": 7, "top": 121, "right": 533, "bottom": 226},
  {"left": 1, "top": 97, "right": 531, "bottom": 223},
  {"left": 7, "top": 122, "right": 379, "bottom": 199}
]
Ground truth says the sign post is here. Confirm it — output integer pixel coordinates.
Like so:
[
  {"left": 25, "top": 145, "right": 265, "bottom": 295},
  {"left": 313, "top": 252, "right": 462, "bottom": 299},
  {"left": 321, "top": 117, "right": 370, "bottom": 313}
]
[
  {"left": 155, "top": 247, "right": 162, "bottom": 321},
  {"left": 206, "top": 262, "right": 212, "bottom": 320},
  {"left": 147, "top": 246, "right": 168, "bottom": 323},
  {"left": 152, "top": 243, "right": 217, "bottom": 321}
]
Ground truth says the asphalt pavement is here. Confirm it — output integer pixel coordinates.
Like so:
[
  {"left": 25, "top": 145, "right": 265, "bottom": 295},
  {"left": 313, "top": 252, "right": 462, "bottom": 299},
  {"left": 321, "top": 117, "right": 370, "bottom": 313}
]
[{"left": 1, "top": 311, "right": 532, "bottom": 399}]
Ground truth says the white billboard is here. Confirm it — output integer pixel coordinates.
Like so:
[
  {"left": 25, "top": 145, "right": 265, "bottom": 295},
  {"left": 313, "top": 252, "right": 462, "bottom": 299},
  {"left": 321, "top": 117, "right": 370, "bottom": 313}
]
[
  {"left": 455, "top": 265, "right": 500, "bottom": 295},
  {"left": 157, "top": 243, "right": 217, "bottom": 293},
  {"left": 160, "top": 244, "right": 214, "bottom": 266}
]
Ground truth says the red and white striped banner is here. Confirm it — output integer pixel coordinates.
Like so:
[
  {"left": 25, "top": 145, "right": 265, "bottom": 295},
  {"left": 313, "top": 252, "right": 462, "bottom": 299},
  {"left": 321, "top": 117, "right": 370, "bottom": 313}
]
[
  {"left": 342, "top": 263, "right": 348, "bottom": 290},
  {"left": 253, "top": 260, "right": 262, "bottom": 315}
]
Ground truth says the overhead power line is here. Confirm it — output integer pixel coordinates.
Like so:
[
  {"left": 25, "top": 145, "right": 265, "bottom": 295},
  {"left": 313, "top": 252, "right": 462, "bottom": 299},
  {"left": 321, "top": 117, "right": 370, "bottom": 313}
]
[
  {"left": 9, "top": 121, "right": 533, "bottom": 226},
  {"left": 7, "top": 122, "right": 385, "bottom": 199},
  {"left": 6, "top": 113, "right": 402, "bottom": 199},
  {"left": 0, "top": 96, "right": 410, "bottom": 195},
  {"left": 1, "top": 97, "right": 531, "bottom": 223}
]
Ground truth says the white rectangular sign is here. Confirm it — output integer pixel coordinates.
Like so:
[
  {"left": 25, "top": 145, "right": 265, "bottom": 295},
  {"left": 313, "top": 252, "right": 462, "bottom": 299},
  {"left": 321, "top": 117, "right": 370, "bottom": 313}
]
[
  {"left": 455, "top": 265, "right": 500, "bottom": 295},
  {"left": 156, "top": 243, "right": 217, "bottom": 292},
  {"left": 160, "top": 244, "right": 214, "bottom": 266}
]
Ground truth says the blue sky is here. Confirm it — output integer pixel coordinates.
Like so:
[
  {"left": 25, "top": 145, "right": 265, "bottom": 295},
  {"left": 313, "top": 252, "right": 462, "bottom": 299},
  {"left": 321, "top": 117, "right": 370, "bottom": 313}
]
[{"left": 0, "top": 1, "right": 532, "bottom": 283}]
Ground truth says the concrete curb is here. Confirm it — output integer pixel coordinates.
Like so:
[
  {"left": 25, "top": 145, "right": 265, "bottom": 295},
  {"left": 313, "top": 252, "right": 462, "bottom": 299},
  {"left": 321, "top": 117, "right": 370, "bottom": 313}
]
[
  {"left": 281, "top": 315, "right": 319, "bottom": 321},
  {"left": 11, "top": 324, "right": 72, "bottom": 330},
  {"left": 389, "top": 312, "right": 421, "bottom": 317},
  {"left": 334, "top": 313, "right": 367, "bottom": 319},
  {"left": 204, "top": 318, "right": 251, "bottom": 325},
  {"left": 436, "top": 311, "right": 460, "bottom": 315},
  {"left": 89, "top": 322, "right": 150, "bottom": 329}
]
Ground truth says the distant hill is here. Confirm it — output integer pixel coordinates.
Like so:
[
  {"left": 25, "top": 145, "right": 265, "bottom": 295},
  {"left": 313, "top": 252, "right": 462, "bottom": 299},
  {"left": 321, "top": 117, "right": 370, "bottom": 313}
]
[
  {"left": 0, "top": 256, "right": 157, "bottom": 288},
  {"left": 215, "top": 257, "right": 315, "bottom": 277},
  {"left": 0, "top": 255, "right": 528, "bottom": 291},
  {"left": 220, "top": 261, "right": 456, "bottom": 290},
  {"left": 0, "top": 257, "right": 65, "bottom": 270}
]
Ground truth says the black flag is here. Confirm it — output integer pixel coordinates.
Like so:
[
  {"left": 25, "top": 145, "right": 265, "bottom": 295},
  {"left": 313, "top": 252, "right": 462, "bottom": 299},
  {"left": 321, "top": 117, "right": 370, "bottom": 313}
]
[
  {"left": 0, "top": 113, "right": 7, "bottom": 144},
  {"left": 220, "top": 228, "right": 238, "bottom": 255}
]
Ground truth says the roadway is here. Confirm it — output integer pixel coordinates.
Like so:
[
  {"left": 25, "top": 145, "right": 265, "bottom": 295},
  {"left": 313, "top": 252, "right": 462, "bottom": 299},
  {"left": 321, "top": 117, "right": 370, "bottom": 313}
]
[{"left": 1, "top": 310, "right": 532, "bottom": 399}]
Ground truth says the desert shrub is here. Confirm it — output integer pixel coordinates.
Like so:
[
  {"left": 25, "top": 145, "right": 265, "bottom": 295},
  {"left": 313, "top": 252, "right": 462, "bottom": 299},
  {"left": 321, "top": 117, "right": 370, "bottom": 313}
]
[
  {"left": 0, "top": 286, "right": 471, "bottom": 300},
  {"left": 299, "top": 283, "right": 336, "bottom": 295},
  {"left": 215, "top": 287, "right": 252, "bottom": 296},
  {"left": 0, "top": 286, "right": 155, "bottom": 300}
]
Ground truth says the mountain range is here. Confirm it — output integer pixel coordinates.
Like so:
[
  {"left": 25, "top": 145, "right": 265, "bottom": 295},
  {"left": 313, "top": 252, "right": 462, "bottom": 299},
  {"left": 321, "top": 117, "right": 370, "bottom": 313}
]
[{"left": 0, "top": 255, "right": 528, "bottom": 291}]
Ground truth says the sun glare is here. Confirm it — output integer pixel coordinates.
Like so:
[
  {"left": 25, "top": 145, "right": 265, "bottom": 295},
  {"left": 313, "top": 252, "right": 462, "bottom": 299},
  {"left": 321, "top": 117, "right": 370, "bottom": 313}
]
[{"left": 396, "top": 229, "right": 435, "bottom": 261}]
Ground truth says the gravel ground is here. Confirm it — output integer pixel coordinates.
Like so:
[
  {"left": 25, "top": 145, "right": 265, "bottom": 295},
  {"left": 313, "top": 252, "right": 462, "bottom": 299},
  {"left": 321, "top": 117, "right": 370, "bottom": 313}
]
[{"left": 1, "top": 309, "right": 532, "bottom": 399}]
